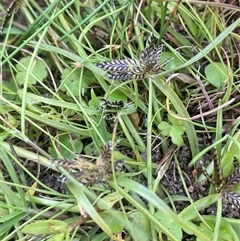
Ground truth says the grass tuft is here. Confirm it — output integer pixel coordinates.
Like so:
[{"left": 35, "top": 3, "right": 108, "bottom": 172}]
[{"left": 1, "top": 0, "right": 240, "bottom": 240}]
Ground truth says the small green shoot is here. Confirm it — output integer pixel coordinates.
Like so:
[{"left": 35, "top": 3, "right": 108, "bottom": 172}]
[{"left": 158, "top": 114, "right": 186, "bottom": 147}]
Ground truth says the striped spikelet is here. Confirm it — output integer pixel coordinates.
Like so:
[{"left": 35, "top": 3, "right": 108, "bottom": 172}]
[
  {"left": 200, "top": 150, "right": 240, "bottom": 209},
  {"left": 50, "top": 142, "right": 123, "bottom": 185},
  {"left": 224, "top": 192, "right": 240, "bottom": 208},
  {"left": 97, "top": 34, "right": 173, "bottom": 81},
  {"left": 225, "top": 165, "right": 240, "bottom": 191}
]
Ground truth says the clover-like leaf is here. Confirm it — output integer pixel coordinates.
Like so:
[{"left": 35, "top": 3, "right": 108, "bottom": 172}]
[
  {"left": 158, "top": 115, "right": 185, "bottom": 147},
  {"left": 16, "top": 57, "right": 48, "bottom": 85},
  {"left": 169, "top": 125, "right": 185, "bottom": 146},
  {"left": 158, "top": 121, "right": 171, "bottom": 136}
]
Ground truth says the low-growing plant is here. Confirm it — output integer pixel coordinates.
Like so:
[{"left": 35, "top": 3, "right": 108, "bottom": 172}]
[{"left": 1, "top": 0, "right": 240, "bottom": 240}]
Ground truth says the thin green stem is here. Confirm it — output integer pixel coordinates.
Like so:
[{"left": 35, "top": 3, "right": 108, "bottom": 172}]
[{"left": 147, "top": 78, "right": 158, "bottom": 241}]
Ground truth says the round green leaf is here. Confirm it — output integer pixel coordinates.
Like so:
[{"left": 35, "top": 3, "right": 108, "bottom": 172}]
[
  {"left": 129, "top": 211, "right": 151, "bottom": 241},
  {"left": 16, "top": 57, "right": 48, "bottom": 85},
  {"left": 101, "top": 211, "right": 125, "bottom": 233},
  {"left": 205, "top": 62, "right": 228, "bottom": 88},
  {"left": 60, "top": 69, "right": 88, "bottom": 97},
  {"left": 155, "top": 210, "right": 183, "bottom": 240}
]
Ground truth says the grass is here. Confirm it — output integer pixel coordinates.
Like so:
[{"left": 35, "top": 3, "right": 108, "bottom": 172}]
[{"left": 0, "top": 0, "right": 240, "bottom": 240}]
